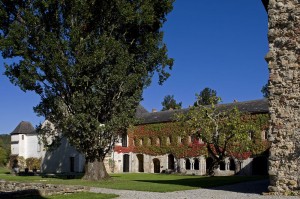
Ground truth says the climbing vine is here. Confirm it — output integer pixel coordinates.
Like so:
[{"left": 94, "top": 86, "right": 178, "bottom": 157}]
[{"left": 114, "top": 114, "right": 270, "bottom": 160}]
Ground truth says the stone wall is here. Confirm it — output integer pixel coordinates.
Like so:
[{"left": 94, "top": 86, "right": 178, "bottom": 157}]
[
  {"left": 0, "top": 179, "right": 89, "bottom": 197},
  {"left": 266, "top": 0, "right": 300, "bottom": 195}
]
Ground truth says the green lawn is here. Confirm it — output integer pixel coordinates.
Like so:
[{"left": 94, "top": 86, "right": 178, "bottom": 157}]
[
  {"left": 0, "top": 168, "right": 267, "bottom": 192},
  {"left": 21, "top": 192, "right": 117, "bottom": 199},
  {"left": 0, "top": 166, "right": 10, "bottom": 174}
]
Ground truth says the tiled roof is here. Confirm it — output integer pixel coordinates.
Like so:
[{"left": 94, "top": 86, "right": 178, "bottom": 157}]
[
  {"left": 137, "top": 99, "right": 268, "bottom": 125},
  {"left": 10, "top": 121, "right": 35, "bottom": 135},
  {"left": 135, "top": 105, "right": 149, "bottom": 117}
]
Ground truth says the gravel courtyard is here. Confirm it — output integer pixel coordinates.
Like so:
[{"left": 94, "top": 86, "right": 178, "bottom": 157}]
[{"left": 90, "top": 180, "right": 300, "bottom": 199}]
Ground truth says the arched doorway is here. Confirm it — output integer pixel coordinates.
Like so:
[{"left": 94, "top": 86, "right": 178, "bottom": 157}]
[
  {"left": 252, "top": 156, "right": 268, "bottom": 175},
  {"left": 229, "top": 158, "right": 235, "bottom": 171},
  {"left": 137, "top": 154, "right": 144, "bottom": 172},
  {"left": 194, "top": 158, "right": 199, "bottom": 170},
  {"left": 206, "top": 157, "right": 214, "bottom": 173},
  {"left": 219, "top": 161, "right": 225, "bottom": 170},
  {"left": 123, "top": 154, "right": 130, "bottom": 172},
  {"left": 185, "top": 158, "right": 191, "bottom": 170},
  {"left": 153, "top": 158, "right": 160, "bottom": 173},
  {"left": 168, "top": 154, "right": 175, "bottom": 170}
]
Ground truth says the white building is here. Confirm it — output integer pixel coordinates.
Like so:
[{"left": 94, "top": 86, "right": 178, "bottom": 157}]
[{"left": 11, "top": 121, "right": 42, "bottom": 159}]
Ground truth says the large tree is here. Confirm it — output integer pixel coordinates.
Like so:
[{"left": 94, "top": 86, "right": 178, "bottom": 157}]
[
  {"left": 161, "top": 94, "right": 182, "bottom": 111},
  {"left": 178, "top": 97, "right": 268, "bottom": 175},
  {"left": 0, "top": 0, "right": 174, "bottom": 180},
  {"left": 194, "top": 87, "right": 218, "bottom": 106}
]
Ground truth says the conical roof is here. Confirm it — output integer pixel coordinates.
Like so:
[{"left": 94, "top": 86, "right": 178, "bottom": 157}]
[{"left": 10, "top": 121, "right": 35, "bottom": 135}]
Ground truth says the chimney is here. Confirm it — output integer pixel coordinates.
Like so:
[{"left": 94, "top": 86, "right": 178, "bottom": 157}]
[{"left": 152, "top": 108, "right": 157, "bottom": 113}]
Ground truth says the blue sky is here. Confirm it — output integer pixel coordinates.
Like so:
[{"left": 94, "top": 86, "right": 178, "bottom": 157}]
[{"left": 0, "top": 1, "right": 268, "bottom": 134}]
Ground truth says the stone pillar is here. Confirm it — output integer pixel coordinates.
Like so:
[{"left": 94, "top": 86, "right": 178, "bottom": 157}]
[{"left": 266, "top": 0, "right": 300, "bottom": 195}]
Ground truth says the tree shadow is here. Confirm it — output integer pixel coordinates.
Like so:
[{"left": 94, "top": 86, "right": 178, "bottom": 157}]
[
  {"left": 0, "top": 189, "right": 47, "bottom": 199},
  {"left": 134, "top": 176, "right": 268, "bottom": 194}
]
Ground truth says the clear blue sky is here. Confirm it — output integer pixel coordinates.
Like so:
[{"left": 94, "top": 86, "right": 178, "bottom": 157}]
[{"left": 0, "top": 1, "right": 269, "bottom": 134}]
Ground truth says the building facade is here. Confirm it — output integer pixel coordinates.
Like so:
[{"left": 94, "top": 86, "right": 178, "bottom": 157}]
[
  {"left": 41, "top": 99, "right": 269, "bottom": 176},
  {"left": 10, "top": 121, "right": 42, "bottom": 159}
]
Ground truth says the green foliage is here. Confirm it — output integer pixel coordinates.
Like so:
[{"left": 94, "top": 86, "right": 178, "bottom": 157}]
[
  {"left": 26, "top": 157, "right": 41, "bottom": 170},
  {"left": 161, "top": 95, "right": 182, "bottom": 111},
  {"left": 0, "top": 0, "right": 174, "bottom": 178},
  {"left": 0, "top": 135, "right": 10, "bottom": 166},
  {"left": 194, "top": 87, "right": 218, "bottom": 106},
  {"left": 122, "top": 123, "right": 206, "bottom": 158},
  {"left": 0, "top": 147, "right": 8, "bottom": 166},
  {"left": 261, "top": 83, "right": 269, "bottom": 98}
]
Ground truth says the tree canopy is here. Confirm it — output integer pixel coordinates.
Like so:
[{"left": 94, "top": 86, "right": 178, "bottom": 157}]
[
  {"left": 194, "top": 87, "right": 218, "bottom": 106},
  {"left": 0, "top": 0, "right": 174, "bottom": 180},
  {"left": 161, "top": 94, "right": 182, "bottom": 111},
  {"left": 0, "top": 135, "right": 10, "bottom": 166}
]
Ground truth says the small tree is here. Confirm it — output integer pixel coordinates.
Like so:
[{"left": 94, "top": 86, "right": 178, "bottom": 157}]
[
  {"left": 194, "top": 87, "right": 218, "bottom": 106},
  {"left": 161, "top": 95, "right": 182, "bottom": 111},
  {"left": 178, "top": 96, "right": 261, "bottom": 175},
  {"left": 261, "top": 83, "right": 269, "bottom": 98},
  {"left": 26, "top": 157, "right": 41, "bottom": 171}
]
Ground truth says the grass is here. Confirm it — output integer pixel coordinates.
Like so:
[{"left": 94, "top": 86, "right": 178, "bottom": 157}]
[
  {"left": 21, "top": 192, "right": 118, "bottom": 199},
  {"left": 0, "top": 168, "right": 268, "bottom": 192},
  {"left": 0, "top": 166, "right": 10, "bottom": 174}
]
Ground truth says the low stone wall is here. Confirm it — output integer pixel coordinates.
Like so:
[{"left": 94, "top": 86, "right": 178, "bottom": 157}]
[{"left": 0, "top": 179, "right": 90, "bottom": 197}]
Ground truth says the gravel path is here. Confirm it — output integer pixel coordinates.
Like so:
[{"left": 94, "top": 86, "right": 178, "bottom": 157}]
[{"left": 90, "top": 180, "right": 300, "bottom": 199}]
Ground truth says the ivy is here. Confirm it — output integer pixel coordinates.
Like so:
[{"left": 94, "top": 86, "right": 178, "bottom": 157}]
[{"left": 115, "top": 114, "right": 270, "bottom": 159}]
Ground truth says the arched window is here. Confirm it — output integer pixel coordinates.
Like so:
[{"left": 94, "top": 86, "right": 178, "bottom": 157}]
[
  {"left": 122, "top": 133, "right": 127, "bottom": 147},
  {"left": 166, "top": 136, "right": 171, "bottom": 145},
  {"left": 156, "top": 137, "right": 161, "bottom": 146},
  {"left": 194, "top": 158, "right": 200, "bottom": 170},
  {"left": 178, "top": 136, "right": 183, "bottom": 144},
  {"left": 229, "top": 158, "right": 236, "bottom": 171},
  {"left": 185, "top": 159, "right": 191, "bottom": 170},
  {"left": 187, "top": 136, "right": 192, "bottom": 144}
]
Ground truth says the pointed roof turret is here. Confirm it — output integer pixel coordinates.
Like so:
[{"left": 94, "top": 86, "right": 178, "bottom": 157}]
[{"left": 10, "top": 121, "right": 35, "bottom": 135}]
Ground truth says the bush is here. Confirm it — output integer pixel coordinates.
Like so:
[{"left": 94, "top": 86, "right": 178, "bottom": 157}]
[{"left": 26, "top": 157, "right": 41, "bottom": 171}]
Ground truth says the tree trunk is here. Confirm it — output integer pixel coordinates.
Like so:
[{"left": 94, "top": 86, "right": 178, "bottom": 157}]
[
  {"left": 207, "top": 160, "right": 219, "bottom": 176},
  {"left": 82, "top": 158, "right": 110, "bottom": 181}
]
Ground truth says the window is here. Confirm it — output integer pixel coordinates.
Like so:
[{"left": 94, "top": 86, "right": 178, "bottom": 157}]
[
  {"left": 122, "top": 133, "right": 127, "bottom": 147},
  {"left": 248, "top": 131, "right": 254, "bottom": 140},
  {"left": 140, "top": 138, "right": 143, "bottom": 146},
  {"left": 187, "top": 136, "right": 192, "bottom": 144},
  {"left": 178, "top": 136, "right": 183, "bottom": 144},
  {"left": 191, "top": 135, "right": 200, "bottom": 144},
  {"left": 37, "top": 144, "right": 41, "bottom": 152},
  {"left": 148, "top": 138, "right": 152, "bottom": 146},
  {"left": 166, "top": 137, "right": 171, "bottom": 145},
  {"left": 21, "top": 135, "right": 24, "bottom": 140},
  {"left": 156, "top": 137, "right": 161, "bottom": 146}
]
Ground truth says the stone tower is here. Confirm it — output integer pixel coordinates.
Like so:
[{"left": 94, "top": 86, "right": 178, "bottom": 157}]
[{"left": 264, "top": 0, "right": 300, "bottom": 195}]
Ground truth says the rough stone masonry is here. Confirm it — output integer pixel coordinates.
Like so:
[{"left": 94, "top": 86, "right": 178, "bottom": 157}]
[{"left": 265, "top": 0, "right": 300, "bottom": 195}]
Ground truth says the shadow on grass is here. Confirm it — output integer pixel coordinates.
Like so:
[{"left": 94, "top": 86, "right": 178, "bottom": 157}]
[
  {"left": 0, "top": 189, "right": 47, "bottom": 199},
  {"left": 134, "top": 176, "right": 269, "bottom": 194},
  {"left": 209, "top": 178, "right": 269, "bottom": 194}
]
